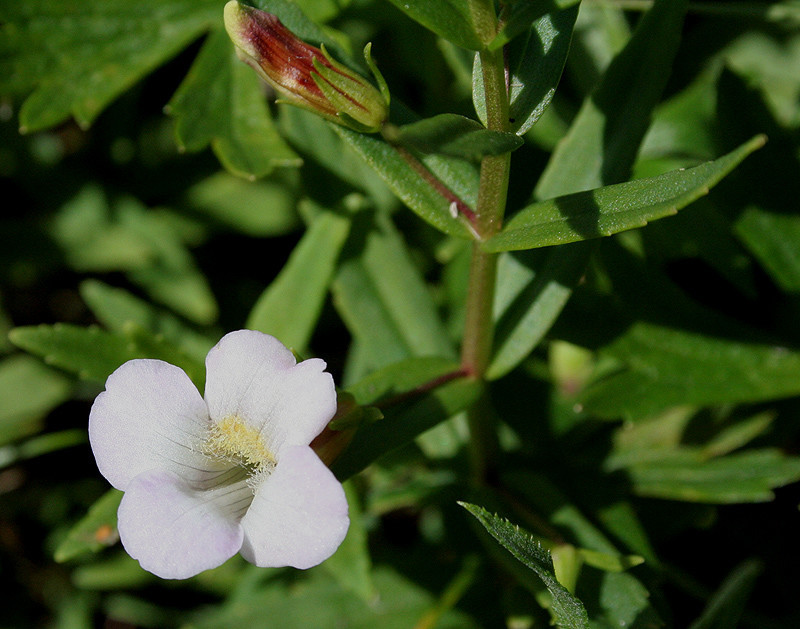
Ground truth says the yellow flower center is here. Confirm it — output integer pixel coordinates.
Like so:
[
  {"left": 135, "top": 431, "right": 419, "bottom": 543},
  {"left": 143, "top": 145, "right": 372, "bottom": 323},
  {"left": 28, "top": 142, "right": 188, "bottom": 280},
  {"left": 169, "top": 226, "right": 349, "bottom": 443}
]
[{"left": 204, "top": 414, "right": 276, "bottom": 473}]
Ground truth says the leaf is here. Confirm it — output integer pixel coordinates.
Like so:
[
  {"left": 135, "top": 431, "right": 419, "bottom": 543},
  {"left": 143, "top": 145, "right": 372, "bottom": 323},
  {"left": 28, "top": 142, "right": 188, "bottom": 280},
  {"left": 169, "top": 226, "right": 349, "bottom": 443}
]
[
  {"left": 586, "top": 571, "right": 662, "bottom": 629},
  {"left": 117, "top": 200, "right": 218, "bottom": 325},
  {"left": 735, "top": 206, "right": 800, "bottom": 292},
  {"left": 483, "top": 136, "right": 765, "bottom": 252},
  {"left": 332, "top": 211, "right": 456, "bottom": 372},
  {"left": 8, "top": 323, "right": 205, "bottom": 388},
  {"left": 280, "top": 107, "right": 395, "bottom": 208},
  {"left": 0, "top": 0, "right": 220, "bottom": 132},
  {"left": 475, "top": 5, "right": 579, "bottom": 135},
  {"left": 331, "top": 357, "right": 481, "bottom": 479},
  {"left": 391, "top": 114, "right": 523, "bottom": 160},
  {"left": 79, "top": 280, "right": 214, "bottom": 365},
  {"left": 490, "top": 0, "right": 582, "bottom": 50},
  {"left": 582, "top": 321, "right": 800, "bottom": 420},
  {"left": 54, "top": 489, "right": 123, "bottom": 563},
  {"left": 187, "top": 566, "right": 479, "bottom": 629},
  {"left": 48, "top": 186, "right": 154, "bottom": 273},
  {"left": 246, "top": 207, "right": 351, "bottom": 352},
  {"left": 322, "top": 481, "right": 374, "bottom": 601},
  {"left": 535, "top": 0, "right": 688, "bottom": 199},
  {"left": 0, "top": 354, "right": 72, "bottom": 446},
  {"left": 167, "top": 28, "right": 301, "bottom": 179},
  {"left": 488, "top": 243, "right": 591, "bottom": 379},
  {"left": 332, "top": 125, "right": 479, "bottom": 238},
  {"left": 578, "top": 549, "right": 644, "bottom": 573},
  {"left": 688, "top": 559, "right": 762, "bottom": 629},
  {"left": 382, "top": 0, "right": 486, "bottom": 51},
  {"left": 292, "top": 0, "right": 352, "bottom": 23},
  {"left": 459, "top": 502, "right": 590, "bottom": 629},
  {"left": 622, "top": 449, "right": 800, "bottom": 503},
  {"left": 183, "top": 171, "right": 300, "bottom": 237},
  {"left": 0, "top": 429, "right": 86, "bottom": 470}
]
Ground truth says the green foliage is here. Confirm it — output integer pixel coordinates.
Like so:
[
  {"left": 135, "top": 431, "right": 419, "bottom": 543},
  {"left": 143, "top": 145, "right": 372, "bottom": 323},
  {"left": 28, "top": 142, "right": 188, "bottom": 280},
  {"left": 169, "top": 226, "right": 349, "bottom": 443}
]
[
  {"left": 460, "top": 502, "right": 589, "bottom": 629},
  {"left": 333, "top": 125, "right": 478, "bottom": 237},
  {"left": 474, "top": 4, "right": 579, "bottom": 135},
  {"left": 247, "top": 205, "right": 350, "bottom": 352},
  {"left": 484, "top": 136, "right": 765, "bottom": 252},
  {"left": 0, "top": 0, "right": 220, "bottom": 132},
  {"left": 390, "top": 114, "right": 523, "bottom": 160},
  {"left": 167, "top": 27, "right": 301, "bottom": 179},
  {"left": 0, "top": 354, "right": 72, "bottom": 445},
  {"left": 55, "top": 489, "right": 123, "bottom": 563},
  {"left": 2, "top": 0, "right": 800, "bottom": 627},
  {"left": 9, "top": 323, "right": 205, "bottom": 387},
  {"left": 382, "top": 0, "right": 487, "bottom": 50}
]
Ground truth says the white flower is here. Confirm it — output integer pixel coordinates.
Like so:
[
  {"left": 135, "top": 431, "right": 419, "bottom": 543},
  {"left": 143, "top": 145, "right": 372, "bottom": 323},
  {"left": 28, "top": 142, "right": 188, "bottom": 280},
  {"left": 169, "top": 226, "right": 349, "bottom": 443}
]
[{"left": 88, "top": 330, "right": 349, "bottom": 579}]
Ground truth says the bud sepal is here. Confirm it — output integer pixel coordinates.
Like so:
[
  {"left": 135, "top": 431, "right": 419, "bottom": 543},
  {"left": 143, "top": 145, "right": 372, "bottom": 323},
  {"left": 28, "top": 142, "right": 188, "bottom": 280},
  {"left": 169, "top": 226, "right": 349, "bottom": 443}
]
[{"left": 224, "top": 1, "right": 390, "bottom": 133}]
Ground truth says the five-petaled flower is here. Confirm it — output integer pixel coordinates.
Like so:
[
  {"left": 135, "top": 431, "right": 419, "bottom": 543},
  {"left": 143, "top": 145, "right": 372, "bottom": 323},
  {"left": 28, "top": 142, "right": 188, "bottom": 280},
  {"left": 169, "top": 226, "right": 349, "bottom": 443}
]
[{"left": 89, "top": 330, "right": 349, "bottom": 579}]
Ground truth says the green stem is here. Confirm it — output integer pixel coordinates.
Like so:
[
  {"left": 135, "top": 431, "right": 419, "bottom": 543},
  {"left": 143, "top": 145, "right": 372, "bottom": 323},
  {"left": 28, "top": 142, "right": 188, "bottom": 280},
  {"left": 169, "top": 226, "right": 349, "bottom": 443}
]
[{"left": 461, "top": 42, "right": 511, "bottom": 483}]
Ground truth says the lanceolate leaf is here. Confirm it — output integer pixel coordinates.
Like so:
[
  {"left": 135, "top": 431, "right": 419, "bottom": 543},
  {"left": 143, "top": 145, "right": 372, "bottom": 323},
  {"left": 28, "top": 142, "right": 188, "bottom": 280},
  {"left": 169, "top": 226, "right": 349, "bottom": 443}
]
[
  {"left": 490, "top": 0, "right": 582, "bottom": 50},
  {"left": 0, "top": 355, "right": 72, "bottom": 446},
  {"left": 246, "top": 208, "right": 351, "bottom": 352},
  {"left": 582, "top": 320, "right": 800, "bottom": 421},
  {"left": 622, "top": 449, "right": 800, "bottom": 503},
  {"left": 8, "top": 323, "right": 205, "bottom": 388},
  {"left": 460, "top": 502, "right": 590, "bottom": 629},
  {"left": 331, "top": 357, "right": 481, "bottom": 480},
  {"left": 535, "top": 0, "right": 688, "bottom": 199},
  {"left": 383, "top": 0, "right": 486, "bottom": 51},
  {"left": 332, "top": 211, "right": 457, "bottom": 371},
  {"left": 475, "top": 4, "right": 579, "bottom": 135},
  {"left": 391, "top": 114, "right": 523, "bottom": 160},
  {"left": 483, "top": 136, "right": 765, "bottom": 252},
  {"left": 0, "top": 0, "right": 220, "bottom": 132},
  {"left": 333, "top": 126, "right": 478, "bottom": 237},
  {"left": 488, "top": 244, "right": 591, "bottom": 379},
  {"left": 79, "top": 280, "right": 215, "bottom": 365},
  {"left": 168, "top": 28, "right": 301, "bottom": 179}
]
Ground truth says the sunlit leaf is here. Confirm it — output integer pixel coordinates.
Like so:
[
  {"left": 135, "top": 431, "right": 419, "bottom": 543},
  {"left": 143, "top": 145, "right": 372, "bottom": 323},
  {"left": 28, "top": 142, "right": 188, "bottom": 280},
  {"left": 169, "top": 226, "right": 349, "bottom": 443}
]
[
  {"left": 247, "top": 207, "right": 350, "bottom": 352},
  {"left": 383, "top": 0, "right": 486, "bottom": 50},
  {"left": 333, "top": 126, "right": 478, "bottom": 237},
  {"left": 483, "top": 136, "right": 765, "bottom": 252},
  {"left": 167, "top": 28, "right": 301, "bottom": 179},
  {"left": 460, "top": 502, "right": 589, "bottom": 629},
  {"left": 0, "top": 0, "right": 219, "bottom": 132},
  {"left": 475, "top": 4, "right": 579, "bottom": 134},
  {"left": 9, "top": 323, "right": 205, "bottom": 388},
  {"left": 535, "top": 0, "right": 687, "bottom": 199},
  {"left": 390, "top": 114, "right": 522, "bottom": 160}
]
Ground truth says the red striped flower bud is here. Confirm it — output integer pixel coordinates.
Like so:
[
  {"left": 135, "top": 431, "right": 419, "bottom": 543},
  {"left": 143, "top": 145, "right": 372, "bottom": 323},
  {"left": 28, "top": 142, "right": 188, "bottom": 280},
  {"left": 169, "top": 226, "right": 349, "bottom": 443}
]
[{"left": 224, "top": 1, "right": 390, "bottom": 133}]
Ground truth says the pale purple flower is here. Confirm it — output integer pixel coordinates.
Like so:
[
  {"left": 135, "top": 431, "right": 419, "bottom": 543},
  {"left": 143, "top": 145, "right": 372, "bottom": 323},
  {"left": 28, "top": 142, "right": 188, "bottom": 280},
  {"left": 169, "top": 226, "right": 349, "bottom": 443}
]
[{"left": 88, "top": 330, "right": 349, "bottom": 579}]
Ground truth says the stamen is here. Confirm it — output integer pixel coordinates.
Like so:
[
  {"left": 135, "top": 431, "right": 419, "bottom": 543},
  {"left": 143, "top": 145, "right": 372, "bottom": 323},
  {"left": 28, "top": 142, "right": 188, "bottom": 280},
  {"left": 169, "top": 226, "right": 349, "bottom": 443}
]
[{"left": 204, "top": 414, "right": 277, "bottom": 477}]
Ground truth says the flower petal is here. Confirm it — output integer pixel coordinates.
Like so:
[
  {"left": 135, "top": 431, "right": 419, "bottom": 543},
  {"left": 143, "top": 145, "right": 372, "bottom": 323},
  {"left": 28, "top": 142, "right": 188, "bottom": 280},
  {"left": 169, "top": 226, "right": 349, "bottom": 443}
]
[
  {"left": 239, "top": 445, "right": 349, "bottom": 569},
  {"left": 117, "top": 469, "right": 248, "bottom": 579},
  {"left": 89, "top": 359, "right": 224, "bottom": 490},
  {"left": 204, "top": 330, "right": 337, "bottom": 450}
]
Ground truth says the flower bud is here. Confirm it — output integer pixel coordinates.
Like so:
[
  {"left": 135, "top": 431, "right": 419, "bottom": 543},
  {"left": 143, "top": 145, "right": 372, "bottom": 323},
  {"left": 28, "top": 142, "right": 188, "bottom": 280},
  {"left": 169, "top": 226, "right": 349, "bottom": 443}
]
[{"left": 224, "top": 1, "right": 390, "bottom": 133}]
